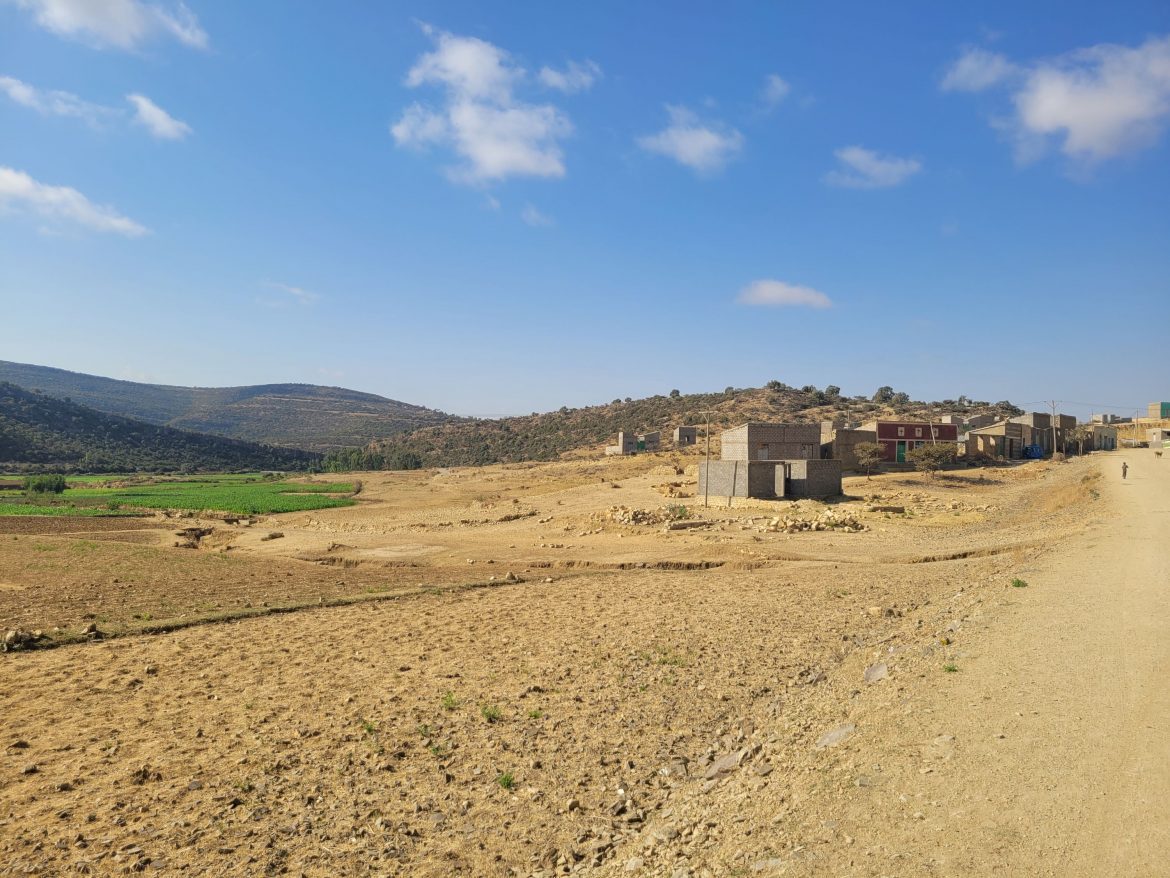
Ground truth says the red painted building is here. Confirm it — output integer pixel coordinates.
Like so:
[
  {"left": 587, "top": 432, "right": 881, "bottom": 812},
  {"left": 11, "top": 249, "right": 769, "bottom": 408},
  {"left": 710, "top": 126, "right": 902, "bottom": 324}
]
[{"left": 866, "top": 421, "right": 959, "bottom": 462}]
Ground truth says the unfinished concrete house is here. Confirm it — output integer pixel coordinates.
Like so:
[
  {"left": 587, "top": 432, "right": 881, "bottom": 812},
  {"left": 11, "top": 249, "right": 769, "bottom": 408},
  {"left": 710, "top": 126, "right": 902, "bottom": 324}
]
[
  {"left": 820, "top": 421, "right": 877, "bottom": 472},
  {"left": 721, "top": 423, "right": 821, "bottom": 461},
  {"left": 699, "top": 422, "right": 841, "bottom": 499},
  {"left": 639, "top": 432, "right": 661, "bottom": 452},
  {"left": 605, "top": 431, "right": 639, "bottom": 456},
  {"left": 1008, "top": 412, "right": 1077, "bottom": 455},
  {"left": 967, "top": 421, "right": 1027, "bottom": 460},
  {"left": 674, "top": 426, "right": 698, "bottom": 447}
]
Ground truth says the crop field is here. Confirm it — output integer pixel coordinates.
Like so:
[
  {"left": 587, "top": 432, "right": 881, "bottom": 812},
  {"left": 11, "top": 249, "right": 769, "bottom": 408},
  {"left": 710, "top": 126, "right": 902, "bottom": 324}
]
[{"left": 0, "top": 476, "right": 356, "bottom": 515}]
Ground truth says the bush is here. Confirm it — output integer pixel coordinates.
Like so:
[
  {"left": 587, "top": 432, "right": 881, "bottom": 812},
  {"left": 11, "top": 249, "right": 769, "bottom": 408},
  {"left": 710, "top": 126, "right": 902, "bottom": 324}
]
[
  {"left": 854, "top": 442, "right": 883, "bottom": 478},
  {"left": 906, "top": 443, "right": 956, "bottom": 477},
  {"left": 23, "top": 474, "right": 66, "bottom": 494}
]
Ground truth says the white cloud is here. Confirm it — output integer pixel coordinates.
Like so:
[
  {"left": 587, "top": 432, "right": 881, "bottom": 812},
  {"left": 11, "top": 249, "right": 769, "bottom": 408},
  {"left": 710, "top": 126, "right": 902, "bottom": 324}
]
[
  {"left": 520, "top": 203, "right": 553, "bottom": 227},
  {"left": 945, "top": 35, "right": 1170, "bottom": 164},
  {"left": 4, "top": 0, "right": 207, "bottom": 50},
  {"left": 0, "top": 75, "right": 115, "bottom": 124},
  {"left": 760, "top": 73, "right": 791, "bottom": 108},
  {"left": 538, "top": 60, "right": 601, "bottom": 94},
  {"left": 0, "top": 165, "right": 148, "bottom": 236},
  {"left": 263, "top": 281, "right": 320, "bottom": 306},
  {"left": 637, "top": 105, "right": 743, "bottom": 174},
  {"left": 941, "top": 48, "right": 1019, "bottom": 92},
  {"left": 736, "top": 280, "right": 832, "bottom": 309},
  {"left": 127, "top": 93, "right": 191, "bottom": 139},
  {"left": 824, "top": 145, "right": 922, "bottom": 189},
  {"left": 392, "top": 26, "right": 573, "bottom": 184}
]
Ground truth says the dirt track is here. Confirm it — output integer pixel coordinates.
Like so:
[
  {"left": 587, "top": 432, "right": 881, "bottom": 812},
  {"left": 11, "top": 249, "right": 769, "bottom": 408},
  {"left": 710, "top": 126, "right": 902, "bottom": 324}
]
[{"left": 1, "top": 450, "right": 1163, "bottom": 876}]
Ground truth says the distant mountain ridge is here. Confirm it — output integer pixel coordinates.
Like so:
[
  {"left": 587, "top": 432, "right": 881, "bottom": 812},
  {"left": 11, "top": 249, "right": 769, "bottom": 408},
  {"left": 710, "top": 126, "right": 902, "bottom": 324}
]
[
  {"left": 0, "top": 361, "right": 451, "bottom": 451},
  {"left": 0, "top": 383, "right": 318, "bottom": 473}
]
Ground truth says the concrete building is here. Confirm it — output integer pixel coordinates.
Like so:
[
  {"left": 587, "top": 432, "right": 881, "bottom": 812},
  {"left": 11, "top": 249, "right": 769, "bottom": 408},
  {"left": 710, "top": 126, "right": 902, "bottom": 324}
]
[
  {"left": 720, "top": 423, "right": 820, "bottom": 462},
  {"left": 698, "top": 422, "right": 841, "bottom": 499},
  {"left": 861, "top": 420, "right": 960, "bottom": 463},
  {"left": 1149, "top": 428, "right": 1170, "bottom": 449},
  {"left": 1086, "top": 424, "right": 1118, "bottom": 451},
  {"left": 1148, "top": 402, "right": 1170, "bottom": 419},
  {"left": 821, "top": 427, "right": 878, "bottom": 472},
  {"left": 1009, "top": 412, "right": 1077, "bottom": 455},
  {"left": 605, "top": 431, "right": 639, "bottom": 456},
  {"left": 967, "top": 421, "right": 1028, "bottom": 460},
  {"left": 639, "top": 432, "right": 661, "bottom": 452},
  {"left": 964, "top": 414, "right": 998, "bottom": 431},
  {"left": 698, "top": 458, "right": 842, "bottom": 500},
  {"left": 673, "top": 426, "right": 698, "bottom": 447}
]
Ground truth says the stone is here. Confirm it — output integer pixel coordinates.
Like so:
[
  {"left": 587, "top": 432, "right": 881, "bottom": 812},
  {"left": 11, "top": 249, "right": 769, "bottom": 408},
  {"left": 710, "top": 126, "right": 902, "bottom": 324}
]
[
  {"left": 815, "top": 723, "right": 856, "bottom": 749},
  {"left": 624, "top": 856, "right": 644, "bottom": 871},
  {"left": 863, "top": 663, "right": 888, "bottom": 683},
  {"left": 703, "top": 752, "right": 741, "bottom": 780}
]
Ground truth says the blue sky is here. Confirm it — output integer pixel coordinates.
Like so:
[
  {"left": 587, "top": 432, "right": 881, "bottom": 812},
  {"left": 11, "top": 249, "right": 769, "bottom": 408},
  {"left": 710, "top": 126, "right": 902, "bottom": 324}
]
[{"left": 1, "top": 1, "right": 1168, "bottom": 418}]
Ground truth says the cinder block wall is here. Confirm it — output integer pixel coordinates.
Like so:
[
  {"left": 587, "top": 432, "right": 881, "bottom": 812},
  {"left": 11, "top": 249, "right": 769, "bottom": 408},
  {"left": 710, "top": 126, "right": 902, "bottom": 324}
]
[
  {"left": 784, "top": 459, "right": 842, "bottom": 498},
  {"left": 720, "top": 424, "right": 821, "bottom": 461},
  {"left": 698, "top": 461, "right": 786, "bottom": 499}
]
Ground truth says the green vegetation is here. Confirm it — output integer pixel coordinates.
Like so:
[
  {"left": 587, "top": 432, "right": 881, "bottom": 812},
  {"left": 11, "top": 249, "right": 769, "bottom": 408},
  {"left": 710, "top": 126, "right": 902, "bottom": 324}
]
[
  {"left": 907, "top": 442, "right": 958, "bottom": 477},
  {"left": 666, "top": 503, "right": 690, "bottom": 521},
  {"left": 527, "top": 709, "right": 543, "bottom": 719},
  {"left": 322, "top": 447, "right": 423, "bottom": 472},
  {"left": 854, "top": 441, "right": 883, "bottom": 478},
  {"left": 496, "top": 771, "right": 515, "bottom": 790},
  {"left": 1, "top": 382, "right": 319, "bottom": 472},
  {"left": 441, "top": 691, "right": 459, "bottom": 711},
  {"left": 1011, "top": 577, "right": 1029, "bottom": 588},
  {"left": 943, "top": 663, "right": 959, "bottom": 673},
  {"left": 480, "top": 704, "right": 502, "bottom": 723},
  {"left": 0, "top": 475, "right": 354, "bottom": 516},
  {"left": 0, "top": 360, "right": 450, "bottom": 451},
  {"left": 23, "top": 473, "right": 66, "bottom": 494}
]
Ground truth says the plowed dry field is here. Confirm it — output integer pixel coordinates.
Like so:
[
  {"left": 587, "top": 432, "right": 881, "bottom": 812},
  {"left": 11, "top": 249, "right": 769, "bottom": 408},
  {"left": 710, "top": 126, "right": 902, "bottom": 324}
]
[{"left": 0, "top": 451, "right": 1123, "bottom": 876}]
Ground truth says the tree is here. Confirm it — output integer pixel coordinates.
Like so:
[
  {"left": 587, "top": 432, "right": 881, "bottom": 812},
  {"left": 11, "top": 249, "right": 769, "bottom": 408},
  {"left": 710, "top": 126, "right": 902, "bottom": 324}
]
[
  {"left": 872, "top": 386, "right": 895, "bottom": 403},
  {"left": 765, "top": 380, "right": 789, "bottom": 392},
  {"left": 854, "top": 442, "right": 883, "bottom": 479},
  {"left": 906, "top": 443, "right": 956, "bottom": 478},
  {"left": 824, "top": 385, "right": 841, "bottom": 399},
  {"left": 669, "top": 389, "right": 681, "bottom": 398},
  {"left": 24, "top": 473, "right": 66, "bottom": 494}
]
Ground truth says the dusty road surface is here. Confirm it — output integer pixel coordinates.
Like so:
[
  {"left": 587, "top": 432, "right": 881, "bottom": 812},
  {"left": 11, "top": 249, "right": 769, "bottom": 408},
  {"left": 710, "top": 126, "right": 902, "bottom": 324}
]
[{"left": 1, "top": 451, "right": 1164, "bottom": 876}]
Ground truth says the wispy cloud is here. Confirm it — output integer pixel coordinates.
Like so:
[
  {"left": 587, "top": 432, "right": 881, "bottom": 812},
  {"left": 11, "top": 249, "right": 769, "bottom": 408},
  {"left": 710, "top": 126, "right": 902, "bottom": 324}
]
[
  {"left": 520, "top": 203, "right": 554, "bottom": 227},
  {"left": 391, "top": 24, "right": 574, "bottom": 185},
  {"left": 940, "top": 48, "right": 1019, "bottom": 92},
  {"left": 943, "top": 35, "right": 1170, "bottom": 165},
  {"left": 538, "top": 60, "right": 602, "bottom": 94},
  {"left": 127, "top": 93, "right": 191, "bottom": 139},
  {"left": 637, "top": 105, "right": 743, "bottom": 174},
  {"left": 0, "top": 165, "right": 148, "bottom": 236},
  {"left": 759, "top": 73, "right": 791, "bottom": 110},
  {"left": 824, "top": 146, "right": 921, "bottom": 189},
  {"left": 737, "top": 279, "right": 832, "bottom": 309},
  {"left": 3, "top": 0, "right": 208, "bottom": 50},
  {"left": 0, "top": 75, "right": 115, "bottom": 125},
  {"left": 263, "top": 281, "right": 320, "bottom": 306}
]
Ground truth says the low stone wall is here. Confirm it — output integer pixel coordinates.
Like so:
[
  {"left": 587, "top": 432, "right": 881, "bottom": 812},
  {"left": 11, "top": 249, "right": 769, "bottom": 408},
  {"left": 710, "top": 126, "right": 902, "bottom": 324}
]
[
  {"left": 698, "top": 461, "right": 786, "bottom": 499},
  {"left": 783, "top": 459, "right": 842, "bottom": 498}
]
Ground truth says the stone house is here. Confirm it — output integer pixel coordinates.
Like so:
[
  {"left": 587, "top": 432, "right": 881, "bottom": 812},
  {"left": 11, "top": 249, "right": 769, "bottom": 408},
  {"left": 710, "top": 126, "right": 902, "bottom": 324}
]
[{"left": 861, "top": 420, "right": 960, "bottom": 463}]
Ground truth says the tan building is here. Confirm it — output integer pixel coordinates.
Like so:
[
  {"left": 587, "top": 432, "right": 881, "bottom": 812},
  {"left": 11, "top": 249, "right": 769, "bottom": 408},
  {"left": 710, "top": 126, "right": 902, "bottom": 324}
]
[{"left": 719, "top": 423, "right": 820, "bottom": 462}]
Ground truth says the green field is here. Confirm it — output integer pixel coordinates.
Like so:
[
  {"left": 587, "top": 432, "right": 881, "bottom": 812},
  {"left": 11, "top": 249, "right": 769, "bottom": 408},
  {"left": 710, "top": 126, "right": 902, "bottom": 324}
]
[{"left": 0, "top": 476, "right": 356, "bottom": 516}]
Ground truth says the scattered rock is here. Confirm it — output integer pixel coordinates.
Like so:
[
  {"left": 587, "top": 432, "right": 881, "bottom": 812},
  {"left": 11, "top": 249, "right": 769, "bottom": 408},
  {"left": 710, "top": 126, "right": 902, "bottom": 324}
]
[
  {"left": 260, "top": 532, "right": 284, "bottom": 542},
  {"left": 815, "top": 723, "right": 857, "bottom": 749},
  {"left": 863, "top": 662, "right": 888, "bottom": 683}
]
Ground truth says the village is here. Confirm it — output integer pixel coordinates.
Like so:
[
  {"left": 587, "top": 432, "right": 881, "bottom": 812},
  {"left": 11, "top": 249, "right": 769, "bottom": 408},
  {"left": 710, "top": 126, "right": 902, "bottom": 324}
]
[{"left": 603, "top": 401, "right": 1170, "bottom": 501}]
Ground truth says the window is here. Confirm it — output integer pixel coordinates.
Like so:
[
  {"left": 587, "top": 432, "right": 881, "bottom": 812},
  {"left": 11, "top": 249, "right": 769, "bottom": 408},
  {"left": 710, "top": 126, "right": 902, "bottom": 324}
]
[
  {"left": 897, "top": 426, "right": 905, "bottom": 437},
  {"left": 915, "top": 427, "right": 923, "bottom": 437}
]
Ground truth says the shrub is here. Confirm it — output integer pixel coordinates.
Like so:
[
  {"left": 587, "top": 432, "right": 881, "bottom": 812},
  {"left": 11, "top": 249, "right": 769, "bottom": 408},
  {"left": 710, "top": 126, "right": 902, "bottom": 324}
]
[
  {"left": 23, "top": 474, "right": 66, "bottom": 494},
  {"left": 854, "top": 442, "right": 883, "bottom": 478},
  {"left": 906, "top": 443, "right": 956, "bottom": 477}
]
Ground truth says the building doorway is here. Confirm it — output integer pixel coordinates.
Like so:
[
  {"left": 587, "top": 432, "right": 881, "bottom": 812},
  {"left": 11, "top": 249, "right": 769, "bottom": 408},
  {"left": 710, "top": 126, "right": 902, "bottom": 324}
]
[{"left": 896, "top": 440, "right": 907, "bottom": 463}]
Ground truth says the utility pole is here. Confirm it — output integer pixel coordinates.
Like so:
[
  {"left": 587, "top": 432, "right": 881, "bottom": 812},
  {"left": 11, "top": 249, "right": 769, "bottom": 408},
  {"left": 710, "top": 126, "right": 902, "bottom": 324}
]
[
  {"left": 1050, "top": 400, "right": 1058, "bottom": 457},
  {"left": 699, "top": 409, "right": 715, "bottom": 507}
]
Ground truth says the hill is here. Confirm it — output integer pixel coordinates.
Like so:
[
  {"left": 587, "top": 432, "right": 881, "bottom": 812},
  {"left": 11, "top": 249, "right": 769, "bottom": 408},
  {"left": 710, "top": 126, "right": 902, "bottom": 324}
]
[
  {"left": 357, "top": 382, "right": 1023, "bottom": 468},
  {"left": 0, "top": 361, "right": 450, "bottom": 451},
  {"left": 0, "top": 383, "right": 318, "bottom": 473}
]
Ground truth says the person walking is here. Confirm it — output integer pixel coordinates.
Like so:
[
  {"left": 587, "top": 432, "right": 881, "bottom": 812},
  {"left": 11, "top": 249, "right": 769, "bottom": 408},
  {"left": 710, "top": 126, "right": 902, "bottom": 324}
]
[{"left": 1122, "top": 461, "right": 1129, "bottom": 480}]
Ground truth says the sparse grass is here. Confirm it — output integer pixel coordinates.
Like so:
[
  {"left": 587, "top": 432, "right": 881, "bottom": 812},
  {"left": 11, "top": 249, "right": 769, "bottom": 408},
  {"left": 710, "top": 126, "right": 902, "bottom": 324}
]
[
  {"left": 666, "top": 503, "right": 690, "bottom": 521},
  {"left": 496, "top": 771, "right": 515, "bottom": 790},
  {"left": 481, "top": 704, "right": 502, "bottom": 723},
  {"left": 527, "top": 709, "right": 543, "bottom": 720},
  {"left": 428, "top": 743, "right": 448, "bottom": 758},
  {"left": 1011, "top": 577, "right": 1028, "bottom": 588},
  {"left": 943, "top": 663, "right": 959, "bottom": 673},
  {"left": 441, "top": 691, "right": 459, "bottom": 711},
  {"left": 360, "top": 719, "right": 378, "bottom": 735},
  {"left": 416, "top": 724, "right": 432, "bottom": 738}
]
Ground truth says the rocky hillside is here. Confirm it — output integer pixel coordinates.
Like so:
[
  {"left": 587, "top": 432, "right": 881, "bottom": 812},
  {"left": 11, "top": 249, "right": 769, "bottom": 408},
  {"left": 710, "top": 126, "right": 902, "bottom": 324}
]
[
  {"left": 363, "top": 383, "right": 1021, "bottom": 468},
  {"left": 0, "top": 361, "right": 451, "bottom": 451},
  {"left": 0, "top": 383, "right": 319, "bottom": 473}
]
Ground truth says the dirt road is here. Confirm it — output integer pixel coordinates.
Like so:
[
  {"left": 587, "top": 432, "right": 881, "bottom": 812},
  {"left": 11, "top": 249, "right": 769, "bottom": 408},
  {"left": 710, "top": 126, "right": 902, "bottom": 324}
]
[{"left": 792, "top": 448, "right": 1170, "bottom": 876}]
